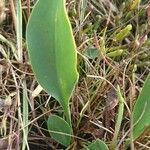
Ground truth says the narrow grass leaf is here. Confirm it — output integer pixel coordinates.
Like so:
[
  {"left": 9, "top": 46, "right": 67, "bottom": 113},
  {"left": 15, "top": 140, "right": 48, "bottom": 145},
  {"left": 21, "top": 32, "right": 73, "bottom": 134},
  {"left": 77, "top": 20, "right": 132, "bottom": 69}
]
[
  {"left": 26, "top": 0, "right": 78, "bottom": 124},
  {"left": 110, "top": 85, "right": 125, "bottom": 149},
  {"left": 47, "top": 115, "right": 72, "bottom": 147},
  {"left": 22, "top": 81, "right": 29, "bottom": 150}
]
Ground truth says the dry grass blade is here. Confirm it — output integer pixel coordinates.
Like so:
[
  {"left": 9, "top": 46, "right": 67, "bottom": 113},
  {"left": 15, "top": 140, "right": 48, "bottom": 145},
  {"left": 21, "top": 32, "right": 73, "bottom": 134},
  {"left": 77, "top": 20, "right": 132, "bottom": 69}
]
[{"left": 0, "top": 0, "right": 5, "bottom": 24}]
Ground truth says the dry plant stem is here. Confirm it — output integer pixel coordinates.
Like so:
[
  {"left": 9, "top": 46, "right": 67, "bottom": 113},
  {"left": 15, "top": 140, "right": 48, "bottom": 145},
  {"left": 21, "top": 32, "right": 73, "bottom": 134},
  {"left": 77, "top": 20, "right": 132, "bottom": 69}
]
[
  {"left": 11, "top": 69, "right": 20, "bottom": 150},
  {"left": 76, "top": 74, "right": 117, "bottom": 129},
  {"left": 10, "top": 0, "right": 17, "bottom": 32},
  {"left": 136, "top": 141, "right": 150, "bottom": 149},
  {"left": 16, "top": 0, "right": 23, "bottom": 62},
  {"left": 27, "top": 0, "right": 30, "bottom": 17},
  {"left": 130, "top": 69, "right": 136, "bottom": 150},
  {"left": 102, "top": 7, "right": 111, "bottom": 38},
  {"left": 0, "top": 0, "right": 6, "bottom": 24},
  {"left": 29, "top": 85, "right": 46, "bottom": 137},
  {"left": 11, "top": 68, "right": 29, "bottom": 150},
  {"left": 93, "top": 32, "right": 114, "bottom": 69},
  {"left": 17, "top": 91, "right": 21, "bottom": 150}
]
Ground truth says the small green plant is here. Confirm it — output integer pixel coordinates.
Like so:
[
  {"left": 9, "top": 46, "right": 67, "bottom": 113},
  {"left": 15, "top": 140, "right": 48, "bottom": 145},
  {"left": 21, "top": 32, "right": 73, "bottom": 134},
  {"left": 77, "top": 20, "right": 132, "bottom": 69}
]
[
  {"left": 26, "top": 0, "right": 150, "bottom": 149},
  {"left": 26, "top": 0, "right": 78, "bottom": 147}
]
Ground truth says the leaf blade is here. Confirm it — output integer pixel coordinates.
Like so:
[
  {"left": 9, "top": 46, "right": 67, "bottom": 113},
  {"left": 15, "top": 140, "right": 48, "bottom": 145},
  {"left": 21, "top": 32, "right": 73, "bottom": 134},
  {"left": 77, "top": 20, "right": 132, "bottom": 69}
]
[
  {"left": 47, "top": 115, "right": 72, "bottom": 147},
  {"left": 132, "top": 74, "right": 150, "bottom": 140},
  {"left": 26, "top": 0, "right": 78, "bottom": 117},
  {"left": 83, "top": 139, "right": 109, "bottom": 150}
]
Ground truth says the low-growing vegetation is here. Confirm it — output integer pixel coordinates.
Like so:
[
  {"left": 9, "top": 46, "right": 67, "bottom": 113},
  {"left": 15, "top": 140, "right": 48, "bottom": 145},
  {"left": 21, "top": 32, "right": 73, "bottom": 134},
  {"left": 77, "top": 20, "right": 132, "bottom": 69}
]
[{"left": 0, "top": 0, "right": 150, "bottom": 149}]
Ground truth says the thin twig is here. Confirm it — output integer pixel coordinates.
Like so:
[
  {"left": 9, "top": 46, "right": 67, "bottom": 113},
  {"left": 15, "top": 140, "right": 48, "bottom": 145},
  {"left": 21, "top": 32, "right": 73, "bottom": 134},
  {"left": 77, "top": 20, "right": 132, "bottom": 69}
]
[{"left": 10, "top": 0, "right": 17, "bottom": 32}]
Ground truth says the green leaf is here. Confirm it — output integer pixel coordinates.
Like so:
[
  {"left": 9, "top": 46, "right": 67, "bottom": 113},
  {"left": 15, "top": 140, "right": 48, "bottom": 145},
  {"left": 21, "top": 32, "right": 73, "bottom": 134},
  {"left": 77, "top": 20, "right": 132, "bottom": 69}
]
[
  {"left": 26, "top": 0, "right": 78, "bottom": 123},
  {"left": 83, "top": 139, "right": 109, "bottom": 150},
  {"left": 132, "top": 73, "right": 150, "bottom": 140},
  {"left": 84, "top": 47, "right": 128, "bottom": 59},
  {"left": 47, "top": 115, "right": 72, "bottom": 147},
  {"left": 22, "top": 81, "right": 29, "bottom": 150},
  {"left": 106, "top": 49, "right": 128, "bottom": 58},
  {"left": 115, "top": 24, "right": 132, "bottom": 41},
  {"left": 84, "top": 47, "right": 99, "bottom": 59},
  {"left": 110, "top": 85, "right": 124, "bottom": 149}
]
